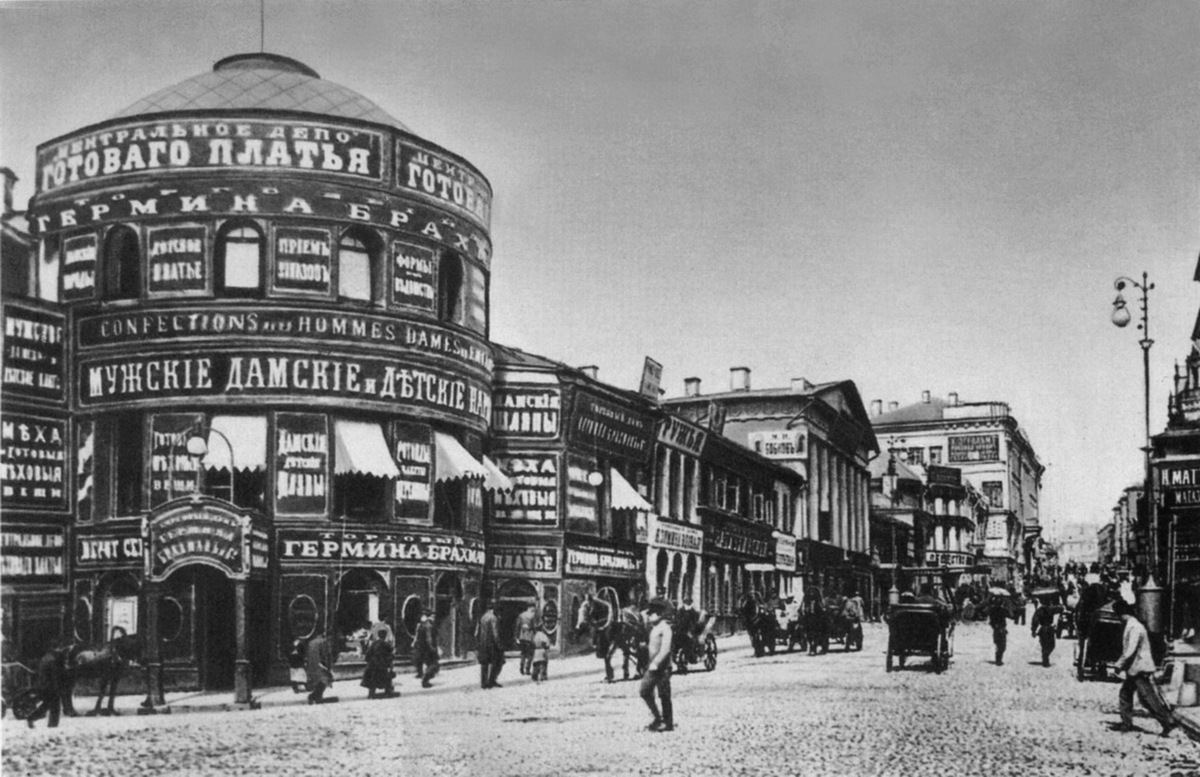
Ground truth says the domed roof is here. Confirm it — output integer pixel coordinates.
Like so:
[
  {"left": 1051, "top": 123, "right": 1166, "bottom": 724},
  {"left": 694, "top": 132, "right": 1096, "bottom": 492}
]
[{"left": 110, "top": 53, "right": 409, "bottom": 131}]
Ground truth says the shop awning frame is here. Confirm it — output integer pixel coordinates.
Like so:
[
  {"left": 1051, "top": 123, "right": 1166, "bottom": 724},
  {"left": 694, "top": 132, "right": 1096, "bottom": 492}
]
[
  {"left": 481, "top": 455, "right": 515, "bottom": 493},
  {"left": 203, "top": 415, "right": 268, "bottom": 472},
  {"left": 610, "top": 468, "right": 653, "bottom": 512},
  {"left": 334, "top": 420, "right": 401, "bottom": 478},
  {"left": 434, "top": 432, "right": 488, "bottom": 483}
]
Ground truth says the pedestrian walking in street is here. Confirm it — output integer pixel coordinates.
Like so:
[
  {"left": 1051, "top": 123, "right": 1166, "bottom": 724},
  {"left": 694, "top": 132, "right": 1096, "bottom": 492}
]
[
  {"left": 287, "top": 637, "right": 308, "bottom": 693},
  {"left": 640, "top": 598, "right": 674, "bottom": 733},
  {"left": 1030, "top": 597, "right": 1059, "bottom": 667},
  {"left": 305, "top": 631, "right": 340, "bottom": 705},
  {"left": 361, "top": 620, "right": 398, "bottom": 699},
  {"left": 1014, "top": 591, "right": 1027, "bottom": 626},
  {"left": 516, "top": 603, "right": 537, "bottom": 676},
  {"left": 1112, "top": 598, "right": 1180, "bottom": 737},
  {"left": 26, "top": 645, "right": 66, "bottom": 729},
  {"left": 531, "top": 625, "right": 551, "bottom": 682},
  {"left": 476, "top": 600, "right": 504, "bottom": 689},
  {"left": 987, "top": 591, "right": 1014, "bottom": 666},
  {"left": 413, "top": 606, "right": 439, "bottom": 688}
]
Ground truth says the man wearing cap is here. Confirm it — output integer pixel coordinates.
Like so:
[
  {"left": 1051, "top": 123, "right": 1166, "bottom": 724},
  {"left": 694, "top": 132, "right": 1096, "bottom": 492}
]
[
  {"left": 1114, "top": 598, "right": 1179, "bottom": 737},
  {"left": 640, "top": 598, "right": 674, "bottom": 733},
  {"left": 476, "top": 599, "right": 504, "bottom": 689},
  {"left": 413, "top": 606, "right": 439, "bottom": 689}
]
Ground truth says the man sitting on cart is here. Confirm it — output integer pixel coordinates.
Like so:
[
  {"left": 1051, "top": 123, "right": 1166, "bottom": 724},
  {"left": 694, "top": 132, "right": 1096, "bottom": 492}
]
[{"left": 673, "top": 598, "right": 702, "bottom": 663}]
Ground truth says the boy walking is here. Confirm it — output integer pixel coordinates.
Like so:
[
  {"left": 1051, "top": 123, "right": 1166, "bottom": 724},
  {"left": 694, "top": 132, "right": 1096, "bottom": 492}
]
[
  {"left": 531, "top": 625, "right": 551, "bottom": 682},
  {"left": 640, "top": 599, "right": 674, "bottom": 733}
]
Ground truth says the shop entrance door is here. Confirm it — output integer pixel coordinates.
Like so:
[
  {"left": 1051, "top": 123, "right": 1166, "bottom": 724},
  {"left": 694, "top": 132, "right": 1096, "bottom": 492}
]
[
  {"left": 435, "top": 573, "right": 464, "bottom": 661},
  {"left": 191, "top": 566, "right": 237, "bottom": 690},
  {"left": 496, "top": 579, "right": 538, "bottom": 650}
]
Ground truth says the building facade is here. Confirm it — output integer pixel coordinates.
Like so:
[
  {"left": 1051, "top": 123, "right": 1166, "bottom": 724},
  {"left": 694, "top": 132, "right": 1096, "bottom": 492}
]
[
  {"left": 869, "top": 391, "right": 1043, "bottom": 585},
  {"left": 663, "top": 369, "right": 875, "bottom": 610}
]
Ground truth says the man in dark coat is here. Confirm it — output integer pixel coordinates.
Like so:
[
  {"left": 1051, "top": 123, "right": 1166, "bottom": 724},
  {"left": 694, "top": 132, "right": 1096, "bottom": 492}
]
[
  {"left": 988, "top": 594, "right": 1015, "bottom": 666},
  {"left": 27, "top": 646, "right": 66, "bottom": 728},
  {"left": 360, "top": 621, "right": 397, "bottom": 699},
  {"left": 305, "top": 632, "right": 339, "bottom": 705},
  {"left": 414, "top": 606, "right": 439, "bottom": 688},
  {"left": 475, "top": 600, "right": 504, "bottom": 689},
  {"left": 1030, "top": 598, "right": 1060, "bottom": 667}
]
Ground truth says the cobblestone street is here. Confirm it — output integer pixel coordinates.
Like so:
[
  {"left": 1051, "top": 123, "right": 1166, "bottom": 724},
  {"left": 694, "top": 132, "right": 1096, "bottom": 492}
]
[{"left": 5, "top": 620, "right": 1199, "bottom": 777}]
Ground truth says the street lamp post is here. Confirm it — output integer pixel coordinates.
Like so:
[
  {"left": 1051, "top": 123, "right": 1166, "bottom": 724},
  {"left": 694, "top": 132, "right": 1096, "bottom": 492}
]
[{"left": 1111, "top": 271, "right": 1164, "bottom": 635}]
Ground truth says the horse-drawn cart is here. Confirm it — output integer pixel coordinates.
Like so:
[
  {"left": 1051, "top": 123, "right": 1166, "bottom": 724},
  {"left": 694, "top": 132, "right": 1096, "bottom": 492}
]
[
  {"left": 673, "top": 617, "right": 718, "bottom": 673},
  {"left": 886, "top": 604, "right": 953, "bottom": 673},
  {"left": 1, "top": 661, "right": 37, "bottom": 719}
]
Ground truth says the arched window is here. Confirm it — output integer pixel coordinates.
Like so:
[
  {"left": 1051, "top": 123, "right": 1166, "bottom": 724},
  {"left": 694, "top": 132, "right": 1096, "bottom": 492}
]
[
  {"left": 338, "top": 229, "right": 379, "bottom": 303},
  {"left": 214, "top": 222, "right": 263, "bottom": 296},
  {"left": 103, "top": 225, "right": 140, "bottom": 300},
  {"left": 438, "top": 252, "right": 463, "bottom": 323}
]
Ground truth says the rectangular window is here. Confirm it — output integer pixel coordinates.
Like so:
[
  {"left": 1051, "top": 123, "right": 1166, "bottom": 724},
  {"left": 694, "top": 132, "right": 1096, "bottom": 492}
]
[
  {"left": 929, "top": 447, "right": 943, "bottom": 465},
  {"left": 224, "top": 240, "right": 261, "bottom": 289},
  {"left": 114, "top": 413, "right": 145, "bottom": 516},
  {"left": 339, "top": 247, "right": 371, "bottom": 301}
]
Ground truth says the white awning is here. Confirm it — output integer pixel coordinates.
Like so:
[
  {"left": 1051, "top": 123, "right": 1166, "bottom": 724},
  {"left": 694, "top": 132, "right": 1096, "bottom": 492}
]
[
  {"left": 481, "top": 455, "right": 515, "bottom": 493},
  {"left": 203, "top": 415, "right": 267, "bottom": 471},
  {"left": 434, "top": 432, "right": 487, "bottom": 482},
  {"left": 610, "top": 468, "right": 653, "bottom": 512},
  {"left": 335, "top": 420, "right": 401, "bottom": 478}
]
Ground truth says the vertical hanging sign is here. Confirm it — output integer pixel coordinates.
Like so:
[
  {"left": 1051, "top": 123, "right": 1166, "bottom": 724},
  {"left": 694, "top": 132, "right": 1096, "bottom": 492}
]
[
  {"left": 391, "top": 241, "right": 436, "bottom": 310},
  {"left": 61, "top": 234, "right": 97, "bottom": 301},
  {"left": 639, "top": 357, "right": 662, "bottom": 401},
  {"left": 146, "top": 225, "right": 207, "bottom": 294},
  {"left": 274, "top": 413, "right": 328, "bottom": 516},
  {"left": 274, "top": 227, "right": 332, "bottom": 295},
  {"left": 393, "top": 421, "right": 432, "bottom": 522},
  {"left": 149, "top": 413, "right": 204, "bottom": 505}
]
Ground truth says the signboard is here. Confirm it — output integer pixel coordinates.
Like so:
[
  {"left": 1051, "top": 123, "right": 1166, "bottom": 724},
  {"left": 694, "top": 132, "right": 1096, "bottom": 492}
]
[
  {"left": 393, "top": 421, "right": 431, "bottom": 522},
  {"left": 147, "top": 224, "right": 207, "bottom": 293},
  {"left": 391, "top": 241, "right": 436, "bottom": 310},
  {"left": 396, "top": 141, "right": 492, "bottom": 228},
  {"left": 148, "top": 413, "right": 203, "bottom": 505},
  {"left": 639, "top": 357, "right": 662, "bottom": 401},
  {"left": 492, "top": 388, "right": 561, "bottom": 438},
  {"left": 274, "top": 227, "right": 332, "bottom": 295},
  {"left": 38, "top": 118, "right": 385, "bottom": 194},
  {"left": 926, "top": 464, "right": 963, "bottom": 488},
  {"left": 566, "top": 454, "right": 598, "bottom": 533},
  {"left": 486, "top": 546, "right": 559, "bottom": 577},
  {"left": 76, "top": 307, "right": 493, "bottom": 372},
  {"left": 568, "top": 392, "right": 654, "bottom": 464},
  {"left": 563, "top": 541, "right": 641, "bottom": 578},
  {"left": 747, "top": 430, "right": 806, "bottom": 460},
  {"left": 79, "top": 351, "right": 493, "bottom": 427},
  {"left": 703, "top": 516, "right": 772, "bottom": 561},
  {"left": 2, "top": 301, "right": 65, "bottom": 403},
  {"left": 30, "top": 181, "right": 492, "bottom": 268},
  {"left": 75, "top": 528, "right": 143, "bottom": 568},
  {"left": 1160, "top": 459, "right": 1200, "bottom": 510},
  {"left": 649, "top": 518, "right": 704, "bottom": 554},
  {"left": 1, "top": 412, "right": 66, "bottom": 510},
  {"left": 657, "top": 415, "right": 706, "bottom": 457},
  {"left": 1, "top": 528, "right": 65, "bottom": 580},
  {"left": 275, "top": 413, "right": 328, "bottom": 516},
  {"left": 278, "top": 528, "right": 485, "bottom": 567},
  {"left": 61, "top": 233, "right": 97, "bottom": 301},
  {"left": 774, "top": 534, "right": 797, "bottom": 572},
  {"left": 948, "top": 434, "right": 999, "bottom": 463},
  {"left": 492, "top": 454, "right": 559, "bottom": 523},
  {"left": 928, "top": 551, "right": 973, "bottom": 568},
  {"left": 146, "top": 503, "right": 249, "bottom": 581}
]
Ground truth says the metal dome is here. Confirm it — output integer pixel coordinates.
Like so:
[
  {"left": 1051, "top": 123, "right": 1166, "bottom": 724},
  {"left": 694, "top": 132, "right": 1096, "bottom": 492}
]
[{"left": 110, "top": 53, "right": 410, "bottom": 131}]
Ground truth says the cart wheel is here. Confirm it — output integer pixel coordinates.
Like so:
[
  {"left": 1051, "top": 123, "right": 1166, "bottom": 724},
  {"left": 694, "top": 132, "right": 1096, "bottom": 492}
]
[
  {"left": 703, "top": 634, "right": 718, "bottom": 672},
  {"left": 886, "top": 645, "right": 894, "bottom": 672},
  {"left": 673, "top": 647, "right": 688, "bottom": 674}
]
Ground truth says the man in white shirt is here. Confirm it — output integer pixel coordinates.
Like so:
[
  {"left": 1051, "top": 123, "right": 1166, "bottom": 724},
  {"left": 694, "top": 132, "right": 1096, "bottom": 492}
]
[
  {"left": 640, "top": 599, "right": 674, "bottom": 733},
  {"left": 1114, "top": 598, "right": 1178, "bottom": 737}
]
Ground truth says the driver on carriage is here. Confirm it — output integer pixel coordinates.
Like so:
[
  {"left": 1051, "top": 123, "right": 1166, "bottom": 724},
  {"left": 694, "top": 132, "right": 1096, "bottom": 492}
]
[{"left": 674, "top": 597, "right": 702, "bottom": 660}]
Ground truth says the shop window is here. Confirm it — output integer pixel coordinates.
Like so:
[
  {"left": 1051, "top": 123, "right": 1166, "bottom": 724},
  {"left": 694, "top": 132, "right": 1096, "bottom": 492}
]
[
  {"left": 818, "top": 510, "right": 833, "bottom": 542},
  {"left": 400, "top": 595, "right": 423, "bottom": 641},
  {"left": 103, "top": 574, "right": 140, "bottom": 638},
  {"left": 214, "top": 222, "right": 263, "bottom": 296},
  {"left": 754, "top": 494, "right": 765, "bottom": 522},
  {"left": 332, "top": 419, "right": 397, "bottom": 521},
  {"left": 198, "top": 415, "right": 267, "bottom": 511},
  {"left": 102, "top": 225, "right": 140, "bottom": 300},
  {"left": 113, "top": 412, "right": 144, "bottom": 516},
  {"left": 335, "top": 473, "right": 390, "bottom": 520},
  {"left": 287, "top": 594, "right": 319, "bottom": 641},
  {"left": 929, "top": 447, "right": 942, "bottom": 465},
  {"left": 438, "top": 252, "right": 464, "bottom": 323},
  {"left": 38, "top": 235, "right": 61, "bottom": 302},
  {"left": 433, "top": 480, "right": 467, "bottom": 530},
  {"left": 334, "top": 570, "right": 385, "bottom": 638},
  {"left": 338, "top": 229, "right": 378, "bottom": 303}
]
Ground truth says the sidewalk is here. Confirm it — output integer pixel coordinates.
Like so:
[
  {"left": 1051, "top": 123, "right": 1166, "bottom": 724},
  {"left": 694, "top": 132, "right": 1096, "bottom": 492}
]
[{"left": 94, "top": 633, "right": 755, "bottom": 717}]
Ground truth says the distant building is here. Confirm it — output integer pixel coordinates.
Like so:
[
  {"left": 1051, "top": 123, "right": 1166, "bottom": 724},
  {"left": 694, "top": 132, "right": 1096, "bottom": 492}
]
[
  {"left": 869, "top": 391, "right": 1044, "bottom": 585},
  {"left": 663, "top": 370, "right": 877, "bottom": 609},
  {"left": 1055, "top": 523, "right": 1100, "bottom": 566}
]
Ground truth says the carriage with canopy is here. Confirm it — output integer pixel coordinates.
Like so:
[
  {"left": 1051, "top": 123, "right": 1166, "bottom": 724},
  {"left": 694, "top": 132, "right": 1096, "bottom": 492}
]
[{"left": 885, "top": 603, "right": 953, "bottom": 673}]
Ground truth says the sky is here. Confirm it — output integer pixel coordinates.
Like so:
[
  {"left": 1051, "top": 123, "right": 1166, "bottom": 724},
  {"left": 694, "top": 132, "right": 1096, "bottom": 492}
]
[{"left": 2, "top": 0, "right": 1198, "bottom": 539}]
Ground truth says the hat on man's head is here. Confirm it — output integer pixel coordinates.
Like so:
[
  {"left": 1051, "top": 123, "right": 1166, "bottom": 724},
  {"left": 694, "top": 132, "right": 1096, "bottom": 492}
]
[{"left": 647, "top": 598, "right": 672, "bottom": 616}]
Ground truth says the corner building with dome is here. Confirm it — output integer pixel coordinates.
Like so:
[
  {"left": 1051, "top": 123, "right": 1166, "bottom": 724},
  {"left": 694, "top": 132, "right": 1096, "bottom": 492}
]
[{"left": 24, "top": 53, "right": 499, "bottom": 702}]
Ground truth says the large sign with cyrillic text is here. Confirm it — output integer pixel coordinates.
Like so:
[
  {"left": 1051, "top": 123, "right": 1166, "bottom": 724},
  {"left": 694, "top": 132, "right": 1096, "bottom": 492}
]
[
  {"left": 0, "top": 412, "right": 67, "bottom": 510},
  {"left": 278, "top": 529, "right": 485, "bottom": 567},
  {"left": 77, "top": 351, "right": 492, "bottom": 428},
  {"left": 275, "top": 413, "right": 328, "bottom": 516},
  {"left": 274, "top": 227, "right": 332, "bottom": 295},
  {"left": 396, "top": 141, "right": 491, "bottom": 229},
  {"left": 61, "top": 233, "right": 97, "bottom": 301},
  {"left": 2, "top": 301, "right": 65, "bottom": 404},
  {"left": 38, "top": 118, "right": 385, "bottom": 194},
  {"left": 948, "top": 434, "right": 999, "bottom": 463},
  {"left": 568, "top": 392, "right": 654, "bottom": 464},
  {"left": 391, "top": 241, "right": 436, "bottom": 310},
  {"left": 2, "top": 527, "right": 65, "bottom": 580},
  {"left": 146, "top": 502, "right": 251, "bottom": 581},
  {"left": 492, "top": 388, "right": 561, "bottom": 438},
  {"left": 563, "top": 540, "right": 641, "bottom": 579},
  {"left": 492, "top": 454, "right": 559, "bottom": 523},
  {"left": 146, "top": 224, "right": 207, "bottom": 294}
]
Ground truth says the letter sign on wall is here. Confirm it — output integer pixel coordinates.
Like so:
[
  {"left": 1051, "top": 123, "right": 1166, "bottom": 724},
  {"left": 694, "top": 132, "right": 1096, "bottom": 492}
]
[
  {"left": 275, "top": 413, "right": 329, "bottom": 516},
  {"left": 391, "top": 241, "right": 436, "bottom": 310},
  {"left": 147, "top": 225, "right": 207, "bottom": 294},
  {"left": 274, "top": 227, "right": 332, "bottom": 295},
  {"left": 393, "top": 421, "right": 432, "bottom": 522},
  {"left": 61, "top": 234, "right": 98, "bottom": 301}
]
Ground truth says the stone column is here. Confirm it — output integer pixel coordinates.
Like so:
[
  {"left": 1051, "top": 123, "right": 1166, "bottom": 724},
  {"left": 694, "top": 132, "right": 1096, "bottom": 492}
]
[
  {"left": 808, "top": 440, "right": 820, "bottom": 539},
  {"left": 142, "top": 581, "right": 165, "bottom": 708}
]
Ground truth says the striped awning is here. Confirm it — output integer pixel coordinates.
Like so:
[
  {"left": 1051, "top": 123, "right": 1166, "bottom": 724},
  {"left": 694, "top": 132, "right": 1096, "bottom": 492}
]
[{"left": 334, "top": 420, "right": 401, "bottom": 478}]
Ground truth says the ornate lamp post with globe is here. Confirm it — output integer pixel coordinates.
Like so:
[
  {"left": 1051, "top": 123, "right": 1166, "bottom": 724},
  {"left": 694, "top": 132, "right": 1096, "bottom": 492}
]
[{"left": 1111, "top": 271, "right": 1164, "bottom": 636}]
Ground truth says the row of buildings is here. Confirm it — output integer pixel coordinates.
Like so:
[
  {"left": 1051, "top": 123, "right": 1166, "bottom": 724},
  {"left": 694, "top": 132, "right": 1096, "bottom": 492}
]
[{"left": 0, "top": 52, "right": 1043, "bottom": 702}]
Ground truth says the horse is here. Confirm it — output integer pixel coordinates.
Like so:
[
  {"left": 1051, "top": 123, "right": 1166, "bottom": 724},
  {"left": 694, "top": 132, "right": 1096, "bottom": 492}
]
[
  {"left": 574, "top": 592, "right": 648, "bottom": 683},
  {"left": 739, "top": 593, "right": 778, "bottom": 657},
  {"left": 61, "top": 628, "right": 143, "bottom": 717}
]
